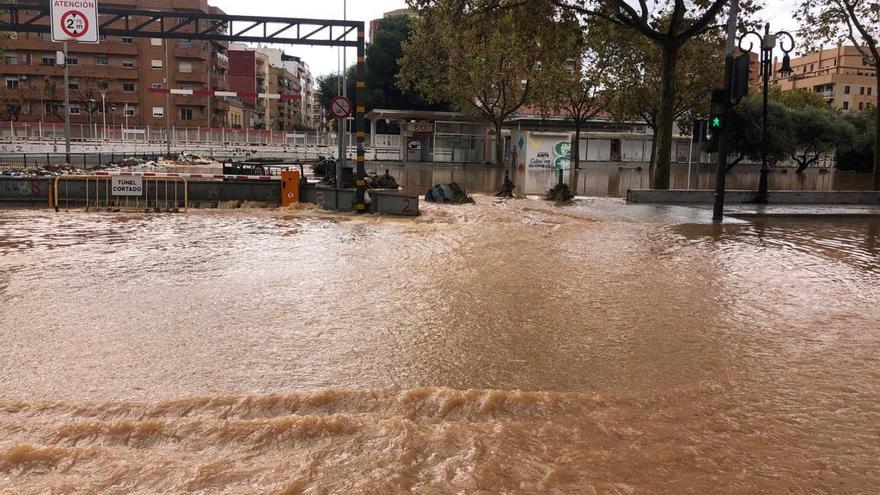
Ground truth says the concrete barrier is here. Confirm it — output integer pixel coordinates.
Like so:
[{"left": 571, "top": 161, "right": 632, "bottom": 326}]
[
  {"left": 299, "top": 183, "right": 419, "bottom": 216},
  {"left": 626, "top": 189, "right": 880, "bottom": 205},
  {"left": 1, "top": 177, "right": 420, "bottom": 216}
]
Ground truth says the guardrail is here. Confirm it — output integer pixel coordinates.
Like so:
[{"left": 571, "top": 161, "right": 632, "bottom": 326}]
[{"left": 53, "top": 175, "right": 188, "bottom": 212}]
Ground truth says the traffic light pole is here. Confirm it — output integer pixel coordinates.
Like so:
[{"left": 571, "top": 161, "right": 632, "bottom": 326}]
[{"left": 712, "top": 0, "right": 740, "bottom": 222}]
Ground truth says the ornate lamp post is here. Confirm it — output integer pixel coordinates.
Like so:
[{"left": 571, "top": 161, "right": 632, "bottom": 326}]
[{"left": 738, "top": 23, "right": 794, "bottom": 203}]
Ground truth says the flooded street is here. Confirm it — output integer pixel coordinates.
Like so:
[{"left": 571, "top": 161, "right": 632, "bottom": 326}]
[{"left": 1, "top": 199, "right": 879, "bottom": 493}]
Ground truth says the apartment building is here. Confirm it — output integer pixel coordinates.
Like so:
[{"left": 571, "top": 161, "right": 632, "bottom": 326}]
[
  {"left": 771, "top": 44, "right": 877, "bottom": 112},
  {"left": 228, "top": 46, "right": 272, "bottom": 129},
  {"left": 0, "top": 0, "right": 231, "bottom": 128}
]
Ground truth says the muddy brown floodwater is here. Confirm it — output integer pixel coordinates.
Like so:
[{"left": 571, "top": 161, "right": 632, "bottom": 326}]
[{"left": 1, "top": 198, "right": 879, "bottom": 494}]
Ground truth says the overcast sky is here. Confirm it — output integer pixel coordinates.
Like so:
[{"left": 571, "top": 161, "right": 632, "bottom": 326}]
[{"left": 210, "top": 0, "right": 805, "bottom": 78}]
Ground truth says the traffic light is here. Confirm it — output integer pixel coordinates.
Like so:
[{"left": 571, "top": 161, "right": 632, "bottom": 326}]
[
  {"left": 731, "top": 54, "right": 751, "bottom": 100},
  {"left": 709, "top": 88, "right": 727, "bottom": 133},
  {"left": 692, "top": 119, "right": 708, "bottom": 144}
]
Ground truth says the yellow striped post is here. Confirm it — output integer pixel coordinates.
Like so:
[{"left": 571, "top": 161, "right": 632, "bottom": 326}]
[{"left": 355, "top": 23, "right": 367, "bottom": 213}]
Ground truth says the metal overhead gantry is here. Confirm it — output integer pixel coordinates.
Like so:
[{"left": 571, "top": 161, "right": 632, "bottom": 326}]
[{"left": 0, "top": 2, "right": 368, "bottom": 212}]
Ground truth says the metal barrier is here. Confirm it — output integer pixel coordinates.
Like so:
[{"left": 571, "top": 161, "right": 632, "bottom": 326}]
[{"left": 53, "top": 175, "right": 188, "bottom": 212}]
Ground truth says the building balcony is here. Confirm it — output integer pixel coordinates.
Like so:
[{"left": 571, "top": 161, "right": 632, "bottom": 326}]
[
  {"left": 210, "top": 75, "right": 228, "bottom": 90},
  {"left": 174, "top": 47, "right": 206, "bottom": 59},
  {"left": 175, "top": 71, "right": 208, "bottom": 83},
  {"left": 211, "top": 54, "right": 229, "bottom": 70}
]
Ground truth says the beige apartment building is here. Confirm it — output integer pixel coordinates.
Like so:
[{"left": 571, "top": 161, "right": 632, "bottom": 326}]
[
  {"left": 771, "top": 45, "right": 877, "bottom": 112},
  {"left": 0, "top": 0, "right": 234, "bottom": 128}
]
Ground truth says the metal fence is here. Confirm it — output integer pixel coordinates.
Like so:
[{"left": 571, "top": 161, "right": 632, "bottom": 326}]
[{"left": 0, "top": 121, "right": 339, "bottom": 147}]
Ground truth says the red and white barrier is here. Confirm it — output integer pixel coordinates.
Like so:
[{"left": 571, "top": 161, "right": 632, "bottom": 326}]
[{"left": 91, "top": 171, "right": 280, "bottom": 181}]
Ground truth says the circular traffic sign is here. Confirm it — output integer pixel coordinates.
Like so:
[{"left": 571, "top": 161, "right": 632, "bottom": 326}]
[
  {"left": 60, "top": 10, "right": 89, "bottom": 38},
  {"left": 329, "top": 96, "right": 353, "bottom": 120}
]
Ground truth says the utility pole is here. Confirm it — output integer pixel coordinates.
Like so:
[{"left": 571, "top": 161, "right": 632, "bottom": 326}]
[
  {"left": 164, "top": 39, "right": 171, "bottom": 157},
  {"left": 63, "top": 41, "right": 71, "bottom": 163},
  {"left": 712, "top": 0, "right": 740, "bottom": 222},
  {"left": 100, "top": 91, "right": 106, "bottom": 141},
  {"left": 336, "top": 0, "right": 347, "bottom": 188}
]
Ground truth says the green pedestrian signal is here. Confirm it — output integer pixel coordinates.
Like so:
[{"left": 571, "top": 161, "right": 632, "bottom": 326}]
[{"left": 710, "top": 116, "right": 722, "bottom": 129}]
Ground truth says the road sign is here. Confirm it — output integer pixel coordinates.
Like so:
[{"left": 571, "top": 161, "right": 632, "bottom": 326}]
[
  {"left": 329, "top": 96, "right": 353, "bottom": 120},
  {"left": 51, "top": 0, "right": 99, "bottom": 43},
  {"left": 111, "top": 176, "right": 143, "bottom": 196}
]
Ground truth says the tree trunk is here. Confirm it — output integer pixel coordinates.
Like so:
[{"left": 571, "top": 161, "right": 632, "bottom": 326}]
[
  {"left": 495, "top": 121, "right": 505, "bottom": 172},
  {"left": 874, "top": 71, "right": 880, "bottom": 190},
  {"left": 795, "top": 158, "right": 809, "bottom": 174},
  {"left": 648, "top": 131, "right": 657, "bottom": 178},
  {"left": 653, "top": 43, "right": 679, "bottom": 190},
  {"left": 572, "top": 121, "right": 581, "bottom": 170}
]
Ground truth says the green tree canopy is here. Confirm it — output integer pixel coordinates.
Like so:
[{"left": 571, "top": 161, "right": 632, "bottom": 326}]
[
  {"left": 400, "top": 0, "right": 570, "bottom": 169},
  {"left": 789, "top": 106, "right": 856, "bottom": 173},
  {"left": 796, "top": 0, "right": 880, "bottom": 188},
  {"left": 552, "top": 0, "right": 759, "bottom": 189}
]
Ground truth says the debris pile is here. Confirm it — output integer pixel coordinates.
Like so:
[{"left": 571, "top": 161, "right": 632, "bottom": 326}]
[
  {"left": 424, "top": 183, "right": 475, "bottom": 204},
  {"left": 545, "top": 183, "right": 575, "bottom": 202},
  {"left": 365, "top": 169, "right": 399, "bottom": 190},
  {"left": 494, "top": 172, "right": 516, "bottom": 198},
  {"left": 312, "top": 158, "right": 334, "bottom": 177}
]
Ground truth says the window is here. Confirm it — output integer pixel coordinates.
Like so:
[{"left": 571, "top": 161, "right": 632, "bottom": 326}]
[
  {"left": 124, "top": 106, "right": 136, "bottom": 116},
  {"left": 68, "top": 80, "right": 79, "bottom": 90},
  {"left": 39, "top": 32, "right": 51, "bottom": 41},
  {"left": 44, "top": 102, "right": 59, "bottom": 115},
  {"left": 152, "top": 107, "right": 164, "bottom": 117},
  {"left": 860, "top": 87, "right": 865, "bottom": 95},
  {"left": 180, "top": 84, "right": 193, "bottom": 91},
  {"left": 121, "top": 37, "right": 133, "bottom": 44},
  {"left": 151, "top": 83, "right": 165, "bottom": 89},
  {"left": 845, "top": 85, "right": 851, "bottom": 95},
  {"left": 180, "top": 107, "right": 193, "bottom": 120},
  {"left": 151, "top": 38, "right": 162, "bottom": 46},
  {"left": 179, "top": 39, "right": 192, "bottom": 48},
  {"left": 98, "top": 80, "right": 109, "bottom": 90},
  {"left": 122, "top": 82, "right": 135, "bottom": 92},
  {"left": 178, "top": 61, "right": 193, "bottom": 73},
  {"left": 95, "top": 55, "right": 108, "bottom": 65},
  {"left": 122, "top": 59, "right": 134, "bottom": 69},
  {"left": 859, "top": 102, "right": 864, "bottom": 110},
  {"left": 151, "top": 59, "right": 163, "bottom": 69},
  {"left": 65, "top": 56, "right": 78, "bottom": 65},
  {"left": 869, "top": 87, "right": 874, "bottom": 96},
  {"left": 69, "top": 104, "right": 80, "bottom": 115},
  {"left": 810, "top": 64, "right": 814, "bottom": 72},
  {"left": 5, "top": 54, "right": 18, "bottom": 65},
  {"left": 843, "top": 101, "right": 849, "bottom": 110},
  {"left": 41, "top": 55, "right": 55, "bottom": 66},
  {"left": 5, "top": 77, "right": 19, "bottom": 89}
]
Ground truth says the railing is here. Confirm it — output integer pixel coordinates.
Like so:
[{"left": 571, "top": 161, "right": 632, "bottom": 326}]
[
  {"left": 0, "top": 121, "right": 336, "bottom": 147},
  {"left": 53, "top": 175, "right": 188, "bottom": 212},
  {"left": 0, "top": 152, "right": 167, "bottom": 170}
]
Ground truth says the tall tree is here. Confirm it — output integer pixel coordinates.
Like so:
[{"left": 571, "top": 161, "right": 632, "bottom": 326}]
[
  {"left": 366, "top": 15, "right": 449, "bottom": 111},
  {"left": 796, "top": 0, "right": 880, "bottom": 188},
  {"left": 399, "top": 0, "right": 564, "bottom": 170},
  {"left": 536, "top": 16, "right": 608, "bottom": 172},
  {"left": 598, "top": 22, "right": 725, "bottom": 172},
  {"left": 789, "top": 107, "right": 856, "bottom": 173},
  {"left": 553, "top": 0, "right": 755, "bottom": 189}
]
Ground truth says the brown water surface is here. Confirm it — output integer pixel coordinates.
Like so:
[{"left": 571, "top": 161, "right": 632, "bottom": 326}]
[{"left": 1, "top": 199, "right": 879, "bottom": 493}]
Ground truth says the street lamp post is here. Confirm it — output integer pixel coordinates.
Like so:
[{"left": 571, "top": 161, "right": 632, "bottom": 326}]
[
  {"left": 100, "top": 91, "right": 106, "bottom": 141},
  {"left": 738, "top": 23, "right": 794, "bottom": 203}
]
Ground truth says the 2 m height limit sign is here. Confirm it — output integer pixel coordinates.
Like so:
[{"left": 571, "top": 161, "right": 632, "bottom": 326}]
[{"left": 51, "top": 0, "right": 100, "bottom": 43}]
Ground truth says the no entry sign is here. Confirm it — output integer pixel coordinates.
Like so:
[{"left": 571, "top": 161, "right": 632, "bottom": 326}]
[
  {"left": 51, "top": 0, "right": 99, "bottom": 43},
  {"left": 330, "top": 96, "right": 353, "bottom": 120}
]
